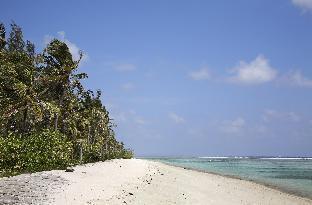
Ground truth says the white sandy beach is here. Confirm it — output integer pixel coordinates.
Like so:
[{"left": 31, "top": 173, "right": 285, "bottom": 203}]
[{"left": 1, "top": 159, "right": 311, "bottom": 205}]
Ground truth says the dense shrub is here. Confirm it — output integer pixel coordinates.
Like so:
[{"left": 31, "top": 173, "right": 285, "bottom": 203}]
[
  {"left": 0, "top": 130, "right": 73, "bottom": 174},
  {"left": 119, "top": 149, "right": 134, "bottom": 159},
  {"left": 82, "top": 143, "right": 102, "bottom": 163},
  {"left": 81, "top": 144, "right": 134, "bottom": 163}
]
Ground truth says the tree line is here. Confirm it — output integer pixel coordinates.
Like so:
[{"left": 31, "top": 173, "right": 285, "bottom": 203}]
[{"left": 0, "top": 22, "right": 133, "bottom": 175}]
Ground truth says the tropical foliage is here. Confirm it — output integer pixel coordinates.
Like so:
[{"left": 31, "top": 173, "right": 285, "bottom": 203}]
[{"left": 0, "top": 22, "right": 133, "bottom": 175}]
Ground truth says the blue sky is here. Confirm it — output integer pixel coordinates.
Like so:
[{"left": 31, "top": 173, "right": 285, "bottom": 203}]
[{"left": 2, "top": 0, "right": 312, "bottom": 156}]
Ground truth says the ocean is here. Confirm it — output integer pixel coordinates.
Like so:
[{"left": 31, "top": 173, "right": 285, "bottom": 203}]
[{"left": 147, "top": 157, "right": 312, "bottom": 199}]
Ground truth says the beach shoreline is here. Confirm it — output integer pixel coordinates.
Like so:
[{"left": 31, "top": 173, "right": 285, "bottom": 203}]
[
  {"left": 0, "top": 159, "right": 311, "bottom": 205},
  {"left": 156, "top": 160, "right": 312, "bottom": 200}
]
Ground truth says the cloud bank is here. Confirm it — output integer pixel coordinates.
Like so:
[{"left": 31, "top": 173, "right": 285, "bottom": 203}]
[
  {"left": 187, "top": 55, "right": 312, "bottom": 89},
  {"left": 229, "top": 55, "right": 277, "bottom": 84},
  {"left": 169, "top": 112, "right": 185, "bottom": 124},
  {"left": 262, "top": 109, "right": 300, "bottom": 122},
  {"left": 220, "top": 117, "right": 246, "bottom": 134},
  {"left": 292, "top": 0, "right": 312, "bottom": 12},
  {"left": 114, "top": 63, "right": 137, "bottom": 72},
  {"left": 283, "top": 71, "right": 312, "bottom": 88},
  {"left": 121, "top": 82, "right": 135, "bottom": 91},
  {"left": 189, "top": 67, "right": 210, "bottom": 80}
]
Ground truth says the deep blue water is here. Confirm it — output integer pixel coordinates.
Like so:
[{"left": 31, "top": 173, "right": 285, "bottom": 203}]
[{"left": 146, "top": 157, "right": 312, "bottom": 199}]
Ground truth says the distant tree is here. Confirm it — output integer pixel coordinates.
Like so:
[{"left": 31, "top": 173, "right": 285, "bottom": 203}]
[
  {"left": 8, "top": 22, "right": 25, "bottom": 52},
  {"left": 0, "top": 23, "right": 41, "bottom": 135},
  {"left": 0, "top": 23, "right": 5, "bottom": 50}
]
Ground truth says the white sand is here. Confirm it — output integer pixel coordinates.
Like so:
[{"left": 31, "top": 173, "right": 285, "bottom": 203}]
[{"left": 47, "top": 159, "right": 312, "bottom": 205}]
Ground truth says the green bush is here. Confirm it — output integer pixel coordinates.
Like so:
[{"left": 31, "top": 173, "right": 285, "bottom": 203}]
[
  {"left": 0, "top": 130, "right": 73, "bottom": 174},
  {"left": 80, "top": 143, "right": 133, "bottom": 163},
  {"left": 120, "top": 149, "right": 134, "bottom": 159},
  {"left": 82, "top": 143, "right": 102, "bottom": 163}
]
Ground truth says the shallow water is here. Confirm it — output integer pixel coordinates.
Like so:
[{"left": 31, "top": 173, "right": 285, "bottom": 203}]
[{"left": 147, "top": 157, "right": 312, "bottom": 199}]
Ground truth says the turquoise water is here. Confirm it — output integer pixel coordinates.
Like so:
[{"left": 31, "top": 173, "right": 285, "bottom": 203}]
[{"left": 147, "top": 157, "right": 312, "bottom": 199}]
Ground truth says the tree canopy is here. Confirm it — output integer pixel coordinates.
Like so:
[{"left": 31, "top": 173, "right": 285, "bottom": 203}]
[{"left": 0, "top": 22, "right": 133, "bottom": 175}]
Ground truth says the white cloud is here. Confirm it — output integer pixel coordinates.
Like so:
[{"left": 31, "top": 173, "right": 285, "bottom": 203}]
[
  {"left": 110, "top": 112, "right": 127, "bottom": 123},
  {"left": 292, "top": 0, "right": 312, "bottom": 12},
  {"left": 57, "top": 31, "right": 66, "bottom": 39},
  {"left": 262, "top": 109, "right": 278, "bottom": 122},
  {"left": 189, "top": 67, "right": 210, "bottom": 80},
  {"left": 129, "top": 110, "right": 147, "bottom": 125},
  {"left": 114, "top": 63, "right": 137, "bottom": 72},
  {"left": 262, "top": 109, "right": 300, "bottom": 122},
  {"left": 283, "top": 71, "right": 312, "bottom": 88},
  {"left": 229, "top": 55, "right": 277, "bottom": 84},
  {"left": 288, "top": 112, "right": 301, "bottom": 122},
  {"left": 135, "top": 118, "right": 146, "bottom": 125},
  {"left": 169, "top": 112, "right": 185, "bottom": 124},
  {"left": 44, "top": 31, "right": 89, "bottom": 64},
  {"left": 254, "top": 124, "right": 268, "bottom": 134},
  {"left": 121, "top": 82, "right": 135, "bottom": 91},
  {"left": 110, "top": 109, "right": 147, "bottom": 126},
  {"left": 220, "top": 117, "right": 245, "bottom": 134}
]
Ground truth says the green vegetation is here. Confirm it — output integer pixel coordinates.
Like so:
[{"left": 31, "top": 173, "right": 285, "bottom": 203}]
[{"left": 0, "top": 22, "right": 133, "bottom": 176}]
